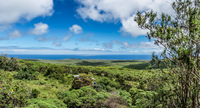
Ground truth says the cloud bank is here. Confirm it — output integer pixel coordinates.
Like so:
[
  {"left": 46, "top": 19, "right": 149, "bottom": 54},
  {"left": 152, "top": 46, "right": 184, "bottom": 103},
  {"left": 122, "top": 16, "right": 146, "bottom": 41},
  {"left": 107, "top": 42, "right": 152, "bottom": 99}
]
[
  {"left": 0, "top": 0, "right": 53, "bottom": 30},
  {"left": 76, "top": 0, "right": 174, "bottom": 37}
]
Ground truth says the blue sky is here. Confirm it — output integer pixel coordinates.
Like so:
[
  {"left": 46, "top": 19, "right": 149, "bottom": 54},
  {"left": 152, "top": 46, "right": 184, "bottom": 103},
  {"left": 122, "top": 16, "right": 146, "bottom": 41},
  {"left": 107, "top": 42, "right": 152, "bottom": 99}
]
[{"left": 0, "top": 0, "right": 174, "bottom": 55}]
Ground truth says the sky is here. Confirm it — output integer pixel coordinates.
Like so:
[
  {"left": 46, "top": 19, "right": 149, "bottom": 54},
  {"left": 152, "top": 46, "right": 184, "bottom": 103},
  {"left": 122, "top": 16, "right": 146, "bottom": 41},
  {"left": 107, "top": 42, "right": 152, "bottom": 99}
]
[{"left": 0, "top": 0, "right": 174, "bottom": 55}]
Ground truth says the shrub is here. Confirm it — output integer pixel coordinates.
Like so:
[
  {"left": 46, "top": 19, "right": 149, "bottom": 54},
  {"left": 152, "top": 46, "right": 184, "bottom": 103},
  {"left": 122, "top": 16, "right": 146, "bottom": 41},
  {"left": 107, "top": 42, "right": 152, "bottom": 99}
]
[
  {"left": 63, "top": 86, "right": 108, "bottom": 108},
  {"left": 119, "top": 90, "right": 132, "bottom": 106},
  {"left": 44, "top": 65, "right": 68, "bottom": 82},
  {"left": 14, "top": 70, "right": 39, "bottom": 80},
  {"left": 129, "top": 88, "right": 159, "bottom": 108},
  {"left": 63, "top": 74, "right": 73, "bottom": 85},
  {"left": 25, "top": 98, "right": 67, "bottom": 108},
  {"left": 0, "top": 70, "right": 32, "bottom": 107},
  {"left": 63, "top": 86, "right": 96, "bottom": 107},
  {"left": 93, "top": 84, "right": 103, "bottom": 92},
  {"left": 0, "top": 54, "right": 21, "bottom": 71},
  {"left": 31, "top": 89, "right": 40, "bottom": 98},
  {"left": 72, "top": 73, "right": 94, "bottom": 89},
  {"left": 104, "top": 95, "right": 129, "bottom": 108},
  {"left": 121, "top": 82, "right": 132, "bottom": 91},
  {"left": 40, "top": 80, "right": 46, "bottom": 85},
  {"left": 98, "top": 77, "right": 120, "bottom": 91}
]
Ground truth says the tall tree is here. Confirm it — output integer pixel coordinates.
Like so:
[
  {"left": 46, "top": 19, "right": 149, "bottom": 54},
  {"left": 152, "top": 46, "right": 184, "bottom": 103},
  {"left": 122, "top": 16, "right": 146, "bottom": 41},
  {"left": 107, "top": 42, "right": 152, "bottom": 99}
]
[{"left": 135, "top": 0, "right": 200, "bottom": 107}]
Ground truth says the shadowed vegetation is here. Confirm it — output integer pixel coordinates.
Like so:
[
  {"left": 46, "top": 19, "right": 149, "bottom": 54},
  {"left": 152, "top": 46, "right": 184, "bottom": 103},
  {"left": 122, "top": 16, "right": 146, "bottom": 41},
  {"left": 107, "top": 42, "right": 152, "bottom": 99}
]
[
  {"left": 29, "top": 59, "right": 151, "bottom": 70},
  {"left": 123, "top": 62, "right": 149, "bottom": 70},
  {"left": 76, "top": 60, "right": 110, "bottom": 66}
]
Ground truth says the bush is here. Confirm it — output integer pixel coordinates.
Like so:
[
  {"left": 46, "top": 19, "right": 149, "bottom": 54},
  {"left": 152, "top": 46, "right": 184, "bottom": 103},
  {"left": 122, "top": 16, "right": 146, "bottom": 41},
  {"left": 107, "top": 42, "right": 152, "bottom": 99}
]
[
  {"left": 14, "top": 70, "right": 39, "bottom": 80},
  {"left": 93, "top": 84, "right": 103, "bottom": 92},
  {"left": 129, "top": 88, "right": 159, "bottom": 107},
  {"left": 0, "top": 54, "right": 21, "bottom": 71},
  {"left": 98, "top": 77, "right": 120, "bottom": 91},
  {"left": 119, "top": 90, "right": 132, "bottom": 106},
  {"left": 31, "top": 89, "right": 40, "bottom": 98},
  {"left": 39, "top": 81, "right": 46, "bottom": 85},
  {"left": 104, "top": 95, "right": 129, "bottom": 108},
  {"left": 0, "top": 70, "right": 32, "bottom": 107},
  {"left": 44, "top": 65, "right": 68, "bottom": 82},
  {"left": 72, "top": 73, "right": 94, "bottom": 89},
  {"left": 63, "top": 86, "right": 96, "bottom": 107},
  {"left": 25, "top": 98, "right": 67, "bottom": 108},
  {"left": 63, "top": 86, "right": 108, "bottom": 108}
]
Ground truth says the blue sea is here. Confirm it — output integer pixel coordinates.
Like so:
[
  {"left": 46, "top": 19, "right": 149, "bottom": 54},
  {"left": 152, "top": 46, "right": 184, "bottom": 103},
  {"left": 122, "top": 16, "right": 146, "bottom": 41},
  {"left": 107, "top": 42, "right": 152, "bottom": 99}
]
[{"left": 7, "top": 54, "right": 153, "bottom": 60}]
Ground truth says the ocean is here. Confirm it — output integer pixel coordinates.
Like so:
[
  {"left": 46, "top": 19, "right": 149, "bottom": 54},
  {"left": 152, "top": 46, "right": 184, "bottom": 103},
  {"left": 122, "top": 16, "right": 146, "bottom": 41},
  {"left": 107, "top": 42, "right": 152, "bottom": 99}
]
[{"left": 6, "top": 54, "right": 153, "bottom": 60}]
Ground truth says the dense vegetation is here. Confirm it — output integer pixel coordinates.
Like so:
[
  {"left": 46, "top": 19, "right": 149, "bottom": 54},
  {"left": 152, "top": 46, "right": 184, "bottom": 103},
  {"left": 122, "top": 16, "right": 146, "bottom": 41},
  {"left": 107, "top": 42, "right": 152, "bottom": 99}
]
[
  {"left": 135, "top": 0, "right": 200, "bottom": 107},
  {"left": 0, "top": 54, "right": 174, "bottom": 108}
]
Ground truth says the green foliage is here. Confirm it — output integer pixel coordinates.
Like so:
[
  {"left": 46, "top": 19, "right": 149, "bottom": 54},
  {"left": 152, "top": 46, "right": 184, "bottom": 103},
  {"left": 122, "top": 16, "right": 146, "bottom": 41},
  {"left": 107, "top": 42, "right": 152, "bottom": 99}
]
[
  {"left": 93, "top": 84, "right": 103, "bottom": 92},
  {"left": 31, "top": 89, "right": 40, "bottom": 98},
  {"left": 14, "top": 70, "right": 40, "bottom": 80},
  {"left": 44, "top": 64, "right": 68, "bottom": 83},
  {"left": 144, "top": 72, "right": 176, "bottom": 107},
  {"left": 20, "top": 60, "right": 49, "bottom": 73},
  {"left": 129, "top": 88, "right": 159, "bottom": 108},
  {"left": 0, "top": 70, "right": 31, "bottom": 107},
  {"left": 25, "top": 98, "right": 67, "bottom": 108},
  {"left": 65, "top": 74, "right": 73, "bottom": 84},
  {"left": 63, "top": 86, "right": 108, "bottom": 108},
  {"left": 135, "top": 0, "right": 200, "bottom": 107},
  {"left": 97, "top": 77, "right": 120, "bottom": 91},
  {"left": 0, "top": 55, "right": 177, "bottom": 107},
  {"left": 19, "top": 59, "right": 142, "bottom": 86},
  {"left": 72, "top": 73, "right": 94, "bottom": 89},
  {"left": 0, "top": 54, "right": 21, "bottom": 71},
  {"left": 119, "top": 90, "right": 132, "bottom": 106},
  {"left": 39, "top": 80, "right": 46, "bottom": 85}
]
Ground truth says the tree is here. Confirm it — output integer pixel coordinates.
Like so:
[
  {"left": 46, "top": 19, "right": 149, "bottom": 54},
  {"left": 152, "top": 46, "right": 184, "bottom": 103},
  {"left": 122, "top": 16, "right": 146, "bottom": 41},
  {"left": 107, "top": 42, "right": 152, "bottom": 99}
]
[{"left": 135, "top": 0, "right": 200, "bottom": 107}]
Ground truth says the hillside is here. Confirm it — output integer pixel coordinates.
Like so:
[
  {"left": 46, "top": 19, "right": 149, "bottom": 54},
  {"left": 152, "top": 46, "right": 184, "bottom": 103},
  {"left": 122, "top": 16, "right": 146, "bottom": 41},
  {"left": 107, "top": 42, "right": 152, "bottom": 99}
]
[
  {"left": 27, "top": 59, "right": 150, "bottom": 70},
  {"left": 0, "top": 55, "right": 171, "bottom": 108}
]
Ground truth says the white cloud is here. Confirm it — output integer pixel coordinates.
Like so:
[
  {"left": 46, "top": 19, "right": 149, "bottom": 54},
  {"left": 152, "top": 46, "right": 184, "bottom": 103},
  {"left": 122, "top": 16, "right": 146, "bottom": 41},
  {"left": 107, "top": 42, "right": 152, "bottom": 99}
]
[
  {"left": 122, "top": 41, "right": 162, "bottom": 49},
  {"left": 76, "top": 0, "right": 174, "bottom": 37},
  {"left": 36, "top": 36, "right": 50, "bottom": 42},
  {"left": 0, "top": 0, "right": 53, "bottom": 30},
  {"left": 103, "top": 41, "right": 163, "bottom": 50},
  {"left": 53, "top": 41, "right": 62, "bottom": 46},
  {"left": 103, "top": 43, "right": 113, "bottom": 49},
  {"left": 8, "top": 30, "right": 22, "bottom": 38},
  {"left": 69, "top": 24, "right": 83, "bottom": 34},
  {"left": 123, "top": 42, "right": 130, "bottom": 48},
  {"left": 120, "top": 15, "right": 149, "bottom": 37},
  {"left": 30, "top": 22, "right": 49, "bottom": 35},
  {"left": 63, "top": 34, "right": 72, "bottom": 41}
]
